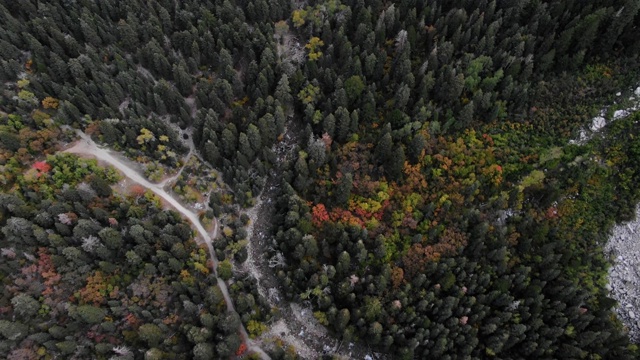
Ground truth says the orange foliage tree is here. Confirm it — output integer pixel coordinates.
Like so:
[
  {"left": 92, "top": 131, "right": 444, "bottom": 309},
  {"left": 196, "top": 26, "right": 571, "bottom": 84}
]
[{"left": 78, "top": 271, "right": 108, "bottom": 305}]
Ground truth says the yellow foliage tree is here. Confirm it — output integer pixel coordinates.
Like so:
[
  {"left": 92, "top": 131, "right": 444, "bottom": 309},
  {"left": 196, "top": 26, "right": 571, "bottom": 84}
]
[
  {"left": 297, "top": 83, "right": 320, "bottom": 105},
  {"left": 42, "top": 97, "right": 60, "bottom": 109},
  {"left": 136, "top": 128, "right": 155, "bottom": 145},
  {"left": 292, "top": 9, "right": 307, "bottom": 28},
  {"left": 305, "top": 37, "right": 324, "bottom": 61}
]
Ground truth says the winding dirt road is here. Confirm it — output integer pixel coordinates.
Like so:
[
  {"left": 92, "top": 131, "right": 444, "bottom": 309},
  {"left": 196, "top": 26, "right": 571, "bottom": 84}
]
[{"left": 64, "top": 131, "right": 270, "bottom": 359}]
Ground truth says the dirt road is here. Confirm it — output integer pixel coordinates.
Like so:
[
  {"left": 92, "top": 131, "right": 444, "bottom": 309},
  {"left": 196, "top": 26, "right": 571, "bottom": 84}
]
[{"left": 64, "top": 130, "right": 270, "bottom": 359}]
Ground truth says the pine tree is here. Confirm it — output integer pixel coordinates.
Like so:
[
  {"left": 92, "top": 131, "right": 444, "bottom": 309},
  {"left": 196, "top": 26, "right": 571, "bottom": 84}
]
[
  {"left": 335, "top": 106, "right": 351, "bottom": 143},
  {"left": 173, "top": 61, "right": 192, "bottom": 96},
  {"left": 238, "top": 132, "right": 255, "bottom": 160},
  {"left": 221, "top": 126, "right": 237, "bottom": 158},
  {"left": 334, "top": 172, "right": 353, "bottom": 206},
  {"left": 385, "top": 145, "right": 405, "bottom": 181},
  {"left": 374, "top": 131, "right": 393, "bottom": 165}
]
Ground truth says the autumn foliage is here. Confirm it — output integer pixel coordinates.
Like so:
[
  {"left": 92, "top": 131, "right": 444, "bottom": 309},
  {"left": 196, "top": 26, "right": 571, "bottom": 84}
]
[
  {"left": 32, "top": 161, "right": 52, "bottom": 173},
  {"left": 38, "top": 248, "right": 61, "bottom": 296},
  {"left": 78, "top": 271, "right": 109, "bottom": 306},
  {"left": 236, "top": 343, "right": 247, "bottom": 356},
  {"left": 41, "top": 96, "right": 60, "bottom": 109},
  {"left": 311, "top": 203, "right": 329, "bottom": 226},
  {"left": 402, "top": 229, "right": 468, "bottom": 278},
  {"left": 129, "top": 184, "right": 147, "bottom": 197}
]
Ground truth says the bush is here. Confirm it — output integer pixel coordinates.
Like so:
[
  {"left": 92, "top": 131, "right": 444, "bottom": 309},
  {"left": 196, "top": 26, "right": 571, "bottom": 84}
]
[
  {"left": 11, "top": 294, "right": 40, "bottom": 318},
  {"left": 56, "top": 341, "right": 77, "bottom": 355},
  {"left": 138, "top": 323, "right": 164, "bottom": 347},
  {"left": 0, "top": 320, "right": 28, "bottom": 341},
  {"left": 76, "top": 305, "right": 106, "bottom": 324},
  {"left": 217, "top": 259, "right": 233, "bottom": 281}
]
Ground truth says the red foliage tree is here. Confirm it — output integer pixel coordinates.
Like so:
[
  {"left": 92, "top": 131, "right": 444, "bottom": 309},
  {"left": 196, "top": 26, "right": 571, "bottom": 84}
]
[
  {"left": 311, "top": 203, "right": 330, "bottom": 227},
  {"left": 129, "top": 184, "right": 146, "bottom": 197},
  {"left": 32, "top": 161, "right": 51, "bottom": 175},
  {"left": 321, "top": 132, "right": 333, "bottom": 150},
  {"left": 329, "top": 208, "right": 365, "bottom": 228},
  {"left": 236, "top": 343, "right": 247, "bottom": 356},
  {"left": 38, "top": 248, "right": 61, "bottom": 296}
]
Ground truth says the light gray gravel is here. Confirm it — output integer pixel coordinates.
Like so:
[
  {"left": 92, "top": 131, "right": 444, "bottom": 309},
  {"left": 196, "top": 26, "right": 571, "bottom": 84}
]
[{"left": 606, "top": 205, "right": 640, "bottom": 342}]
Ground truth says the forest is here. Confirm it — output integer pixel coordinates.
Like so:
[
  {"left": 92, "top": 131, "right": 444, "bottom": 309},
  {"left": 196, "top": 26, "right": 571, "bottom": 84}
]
[{"left": 2, "top": 0, "right": 640, "bottom": 358}]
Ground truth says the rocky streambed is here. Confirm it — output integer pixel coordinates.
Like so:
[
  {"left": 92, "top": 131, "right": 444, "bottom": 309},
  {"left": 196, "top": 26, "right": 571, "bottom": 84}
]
[
  {"left": 570, "top": 85, "right": 640, "bottom": 342},
  {"left": 606, "top": 206, "right": 640, "bottom": 342},
  {"left": 583, "top": 83, "right": 640, "bottom": 342}
]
